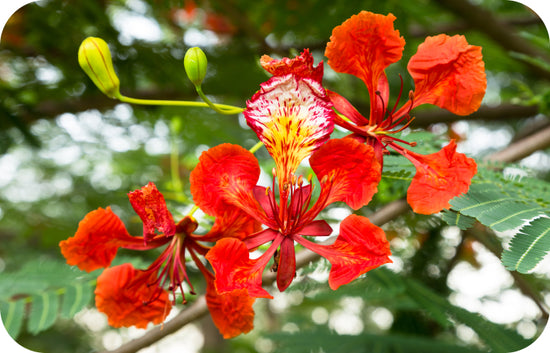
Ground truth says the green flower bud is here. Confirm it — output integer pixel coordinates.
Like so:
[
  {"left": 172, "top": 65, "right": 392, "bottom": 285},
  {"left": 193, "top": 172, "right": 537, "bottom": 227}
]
[
  {"left": 184, "top": 47, "right": 207, "bottom": 87},
  {"left": 78, "top": 37, "right": 121, "bottom": 99}
]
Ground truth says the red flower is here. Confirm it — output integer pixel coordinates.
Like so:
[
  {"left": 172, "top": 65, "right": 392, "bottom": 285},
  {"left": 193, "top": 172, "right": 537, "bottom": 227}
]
[
  {"left": 195, "top": 138, "right": 390, "bottom": 296},
  {"left": 60, "top": 182, "right": 257, "bottom": 338},
  {"left": 196, "top": 56, "right": 390, "bottom": 297},
  {"left": 324, "top": 11, "right": 485, "bottom": 214}
]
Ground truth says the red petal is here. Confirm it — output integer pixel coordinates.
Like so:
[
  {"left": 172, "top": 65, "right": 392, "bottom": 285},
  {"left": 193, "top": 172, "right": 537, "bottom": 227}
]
[
  {"left": 95, "top": 264, "right": 171, "bottom": 329},
  {"left": 190, "top": 143, "right": 262, "bottom": 220},
  {"left": 295, "top": 215, "right": 391, "bottom": 290},
  {"left": 326, "top": 90, "right": 368, "bottom": 126},
  {"left": 244, "top": 228, "right": 278, "bottom": 250},
  {"left": 59, "top": 207, "right": 144, "bottom": 272},
  {"left": 206, "top": 238, "right": 277, "bottom": 299},
  {"left": 201, "top": 208, "right": 262, "bottom": 242},
  {"left": 260, "top": 49, "right": 324, "bottom": 82},
  {"left": 244, "top": 74, "right": 335, "bottom": 183},
  {"left": 310, "top": 138, "right": 381, "bottom": 210},
  {"left": 128, "top": 182, "right": 176, "bottom": 241},
  {"left": 405, "top": 140, "right": 477, "bottom": 214},
  {"left": 407, "top": 34, "right": 486, "bottom": 116},
  {"left": 325, "top": 11, "right": 404, "bottom": 98},
  {"left": 205, "top": 275, "right": 256, "bottom": 339},
  {"left": 276, "top": 237, "right": 296, "bottom": 292},
  {"left": 300, "top": 220, "right": 332, "bottom": 236}
]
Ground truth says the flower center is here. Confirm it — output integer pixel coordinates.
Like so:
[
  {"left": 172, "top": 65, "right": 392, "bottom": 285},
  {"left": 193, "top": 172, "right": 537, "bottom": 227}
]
[{"left": 265, "top": 174, "right": 314, "bottom": 237}]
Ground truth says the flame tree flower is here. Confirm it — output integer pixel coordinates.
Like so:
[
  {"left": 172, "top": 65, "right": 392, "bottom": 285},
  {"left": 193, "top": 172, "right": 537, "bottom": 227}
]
[
  {"left": 198, "top": 62, "right": 391, "bottom": 297},
  {"left": 323, "top": 11, "right": 486, "bottom": 215},
  {"left": 59, "top": 182, "right": 258, "bottom": 338}
]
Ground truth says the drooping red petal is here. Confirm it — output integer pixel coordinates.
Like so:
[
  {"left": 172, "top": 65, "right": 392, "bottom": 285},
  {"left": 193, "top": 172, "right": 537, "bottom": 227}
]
[
  {"left": 206, "top": 237, "right": 279, "bottom": 299},
  {"left": 95, "top": 264, "right": 171, "bottom": 329},
  {"left": 403, "top": 140, "right": 477, "bottom": 214},
  {"left": 276, "top": 237, "right": 296, "bottom": 292},
  {"left": 190, "top": 143, "right": 263, "bottom": 221},
  {"left": 260, "top": 49, "right": 324, "bottom": 82},
  {"left": 128, "top": 182, "right": 176, "bottom": 242},
  {"left": 406, "top": 34, "right": 486, "bottom": 116},
  {"left": 205, "top": 275, "right": 256, "bottom": 339},
  {"left": 326, "top": 90, "right": 368, "bottom": 126},
  {"left": 59, "top": 207, "right": 146, "bottom": 272},
  {"left": 295, "top": 214, "right": 392, "bottom": 290},
  {"left": 244, "top": 74, "right": 335, "bottom": 183},
  {"left": 325, "top": 11, "right": 404, "bottom": 114},
  {"left": 309, "top": 138, "right": 381, "bottom": 210}
]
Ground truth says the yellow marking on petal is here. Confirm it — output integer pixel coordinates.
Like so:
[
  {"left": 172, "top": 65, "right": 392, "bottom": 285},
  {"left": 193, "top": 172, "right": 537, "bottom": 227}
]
[{"left": 262, "top": 114, "right": 318, "bottom": 180}]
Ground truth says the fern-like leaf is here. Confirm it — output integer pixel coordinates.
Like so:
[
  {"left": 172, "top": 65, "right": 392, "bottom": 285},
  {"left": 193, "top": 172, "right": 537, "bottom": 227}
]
[
  {"left": 28, "top": 292, "right": 59, "bottom": 335},
  {"left": 61, "top": 283, "right": 93, "bottom": 319},
  {"left": 0, "top": 299, "right": 25, "bottom": 339},
  {"left": 441, "top": 209, "right": 476, "bottom": 230},
  {"left": 502, "top": 217, "right": 550, "bottom": 273}
]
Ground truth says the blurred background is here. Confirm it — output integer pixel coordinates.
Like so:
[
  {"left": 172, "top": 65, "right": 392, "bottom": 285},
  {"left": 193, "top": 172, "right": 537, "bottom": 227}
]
[{"left": 1, "top": 0, "right": 550, "bottom": 352}]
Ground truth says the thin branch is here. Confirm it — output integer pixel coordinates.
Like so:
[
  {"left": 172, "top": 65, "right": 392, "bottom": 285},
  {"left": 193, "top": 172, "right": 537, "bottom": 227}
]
[
  {"left": 484, "top": 123, "right": 550, "bottom": 163},
  {"left": 412, "top": 104, "right": 539, "bottom": 128}
]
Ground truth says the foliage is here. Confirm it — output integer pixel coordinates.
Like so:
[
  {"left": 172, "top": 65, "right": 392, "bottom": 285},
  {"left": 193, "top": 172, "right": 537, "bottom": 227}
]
[{"left": 1, "top": 0, "right": 550, "bottom": 352}]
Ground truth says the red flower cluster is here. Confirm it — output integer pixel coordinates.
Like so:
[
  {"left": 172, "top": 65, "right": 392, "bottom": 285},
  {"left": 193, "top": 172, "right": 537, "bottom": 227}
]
[
  {"left": 60, "top": 182, "right": 257, "bottom": 338},
  {"left": 324, "top": 11, "right": 485, "bottom": 214},
  {"left": 60, "top": 10, "right": 485, "bottom": 339}
]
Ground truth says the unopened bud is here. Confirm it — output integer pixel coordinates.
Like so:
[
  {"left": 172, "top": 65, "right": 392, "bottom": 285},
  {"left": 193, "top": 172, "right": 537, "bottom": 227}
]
[
  {"left": 184, "top": 47, "right": 207, "bottom": 87},
  {"left": 78, "top": 37, "right": 121, "bottom": 99}
]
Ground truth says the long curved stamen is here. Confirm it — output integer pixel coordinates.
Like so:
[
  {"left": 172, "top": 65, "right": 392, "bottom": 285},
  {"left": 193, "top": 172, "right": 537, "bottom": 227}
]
[{"left": 374, "top": 90, "right": 386, "bottom": 126}]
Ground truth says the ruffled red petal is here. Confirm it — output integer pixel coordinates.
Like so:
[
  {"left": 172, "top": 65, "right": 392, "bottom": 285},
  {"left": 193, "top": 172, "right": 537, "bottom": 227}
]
[
  {"left": 205, "top": 274, "right": 255, "bottom": 339},
  {"left": 59, "top": 207, "right": 143, "bottom": 272},
  {"left": 325, "top": 11, "right": 404, "bottom": 99},
  {"left": 95, "top": 264, "right": 171, "bottom": 329},
  {"left": 407, "top": 34, "right": 486, "bottom": 116},
  {"left": 405, "top": 140, "right": 477, "bottom": 214},
  {"left": 190, "top": 144, "right": 262, "bottom": 221},
  {"left": 244, "top": 74, "right": 335, "bottom": 183},
  {"left": 206, "top": 238, "right": 277, "bottom": 299},
  {"left": 260, "top": 49, "right": 324, "bottom": 82},
  {"left": 309, "top": 138, "right": 381, "bottom": 210},
  {"left": 295, "top": 215, "right": 391, "bottom": 290},
  {"left": 128, "top": 182, "right": 176, "bottom": 241}
]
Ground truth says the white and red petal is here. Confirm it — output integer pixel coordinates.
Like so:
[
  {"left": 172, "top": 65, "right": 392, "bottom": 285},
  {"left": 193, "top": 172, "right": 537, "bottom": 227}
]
[{"left": 244, "top": 74, "right": 335, "bottom": 182}]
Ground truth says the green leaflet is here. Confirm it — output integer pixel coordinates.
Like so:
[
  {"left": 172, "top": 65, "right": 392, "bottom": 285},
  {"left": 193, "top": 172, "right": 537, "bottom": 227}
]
[
  {"left": 441, "top": 209, "right": 476, "bottom": 230},
  {"left": 28, "top": 292, "right": 59, "bottom": 335},
  {"left": 502, "top": 217, "right": 550, "bottom": 273},
  {"left": 60, "top": 283, "right": 93, "bottom": 319},
  {"left": 0, "top": 299, "right": 25, "bottom": 339},
  {"left": 0, "top": 258, "right": 98, "bottom": 338},
  {"left": 444, "top": 170, "right": 550, "bottom": 273}
]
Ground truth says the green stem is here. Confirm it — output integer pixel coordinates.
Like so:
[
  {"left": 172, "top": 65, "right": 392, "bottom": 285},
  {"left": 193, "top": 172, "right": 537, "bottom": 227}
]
[
  {"left": 195, "top": 86, "right": 243, "bottom": 115},
  {"left": 118, "top": 95, "right": 243, "bottom": 114},
  {"left": 187, "top": 205, "right": 199, "bottom": 217},
  {"left": 249, "top": 141, "right": 264, "bottom": 153},
  {"left": 170, "top": 138, "right": 187, "bottom": 202}
]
